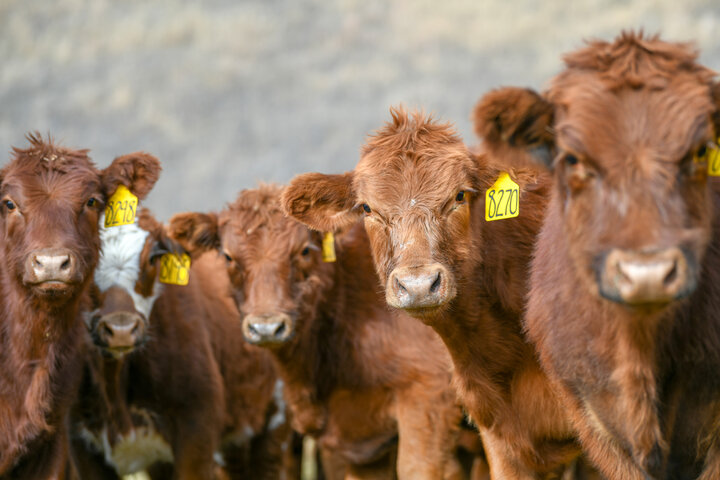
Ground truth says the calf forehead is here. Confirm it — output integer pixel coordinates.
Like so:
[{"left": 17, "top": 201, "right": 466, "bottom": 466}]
[
  {"left": 556, "top": 77, "right": 714, "bottom": 179},
  {"left": 354, "top": 151, "right": 473, "bottom": 209}
]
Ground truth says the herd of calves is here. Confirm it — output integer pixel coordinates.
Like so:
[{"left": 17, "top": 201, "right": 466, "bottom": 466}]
[{"left": 1, "top": 30, "right": 720, "bottom": 480}]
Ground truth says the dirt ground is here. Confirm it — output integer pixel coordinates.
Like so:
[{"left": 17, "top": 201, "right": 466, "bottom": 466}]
[{"left": 1, "top": 0, "right": 719, "bottom": 219}]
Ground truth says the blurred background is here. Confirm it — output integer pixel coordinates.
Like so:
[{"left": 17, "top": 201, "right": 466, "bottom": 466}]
[{"left": 1, "top": 0, "right": 719, "bottom": 219}]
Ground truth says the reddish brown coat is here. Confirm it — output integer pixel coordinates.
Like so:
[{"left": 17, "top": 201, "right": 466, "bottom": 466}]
[
  {"left": 168, "top": 185, "right": 466, "bottom": 480},
  {"left": 280, "top": 116, "right": 582, "bottom": 480},
  {"left": 70, "top": 208, "right": 292, "bottom": 479},
  {"left": 474, "top": 31, "right": 720, "bottom": 479},
  {"left": 0, "top": 135, "right": 160, "bottom": 479}
]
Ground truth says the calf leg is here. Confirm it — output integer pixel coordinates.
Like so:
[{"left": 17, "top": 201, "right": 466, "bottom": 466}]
[
  {"left": 394, "top": 385, "right": 463, "bottom": 480},
  {"left": 478, "top": 426, "right": 537, "bottom": 480}
]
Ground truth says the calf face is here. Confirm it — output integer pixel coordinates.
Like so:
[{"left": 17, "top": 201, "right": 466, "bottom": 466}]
[
  {"left": 169, "top": 185, "right": 331, "bottom": 346},
  {"left": 0, "top": 135, "right": 161, "bottom": 308},
  {"left": 282, "top": 109, "right": 481, "bottom": 320},
  {"left": 475, "top": 33, "right": 720, "bottom": 310},
  {"left": 86, "top": 209, "right": 178, "bottom": 356}
]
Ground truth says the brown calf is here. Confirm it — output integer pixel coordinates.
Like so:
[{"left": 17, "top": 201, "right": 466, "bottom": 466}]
[
  {"left": 280, "top": 117, "right": 584, "bottom": 480},
  {"left": 474, "top": 31, "right": 720, "bottom": 479},
  {"left": 0, "top": 135, "right": 159, "bottom": 479},
  {"left": 71, "top": 207, "right": 292, "bottom": 479},
  {"left": 168, "top": 185, "right": 466, "bottom": 480}
]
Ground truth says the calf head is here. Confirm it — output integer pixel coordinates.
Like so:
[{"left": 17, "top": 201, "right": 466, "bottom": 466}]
[
  {"left": 474, "top": 32, "right": 720, "bottom": 310},
  {"left": 87, "top": 208, "right": 179, "bottom": 357},
  {"left": 168, "top": 185, "right": 332, "bottom": 347},
  {"left": 0, "top": 134, "right": 160, "bottom": 312},
  {"left": 282, "top": 109, "right": 484, "bottom": 321}
]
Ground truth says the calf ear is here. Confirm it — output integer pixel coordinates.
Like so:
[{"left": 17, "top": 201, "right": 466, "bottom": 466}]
[
  {"left": 101, "top": 152, "right": 162, "bottom": 200},
  {"left": 473, "top": 87, "right": 555, "bottom": 169},
  {"left": 282, "top": 172, "right": 362, "bottom": 232},
  {"left": 167, "top": 212, "right": 220, "bottom": 256}
]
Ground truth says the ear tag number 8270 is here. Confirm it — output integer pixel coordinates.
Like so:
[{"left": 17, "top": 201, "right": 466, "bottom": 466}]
[
  {"left": 485, "top": 172, "right": 520, "bottom": 221},
  {"left": 159, "top": 253, "right": 191, "bottom": 286},
  {"left": 104, "top": 185, "right": 138, "bottom": 227}
]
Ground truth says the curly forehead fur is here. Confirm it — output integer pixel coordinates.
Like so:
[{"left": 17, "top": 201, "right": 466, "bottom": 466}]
[
  {"left": 553, "top": 31, "right": 715, "bottom": 92},
  {"left": 220, "top": 184, "right": 289, "bottom": 234},
  {"left": 355, "top": 107, "right": 477, "bottom": 209},
  {"left": 6, "top": 132, "right": 95, "bottom": 176}
]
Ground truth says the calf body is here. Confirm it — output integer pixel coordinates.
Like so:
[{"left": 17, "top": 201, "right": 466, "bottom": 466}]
[
  {"left": 71, "top": 209, "right": 291, "bottom": 479},
  {"left": 169, "top": 185, "right": 465, "bottom": 480},
  {"left": 475, "top": 32, "right": 720, "bottom": 478},
  {"left": 281, "top": 111, "right": 583, "bottom": 479},
  {"left": 0, "top": 136, "right": 159, "bottom": 479}
]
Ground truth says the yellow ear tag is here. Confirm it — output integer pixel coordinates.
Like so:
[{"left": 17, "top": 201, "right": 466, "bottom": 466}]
[
  {"left": 322, "top": 232, "right": 336, "bottom": 263},
  {"left": 104, "top": 185, "right": 138, "bottom": 227},
  {"left": 159, "top": 253, "right": 191, "bottom": 286},
  {"left": 706, "top": 138, "right": 720, "bottom": 176},
  {"left": 485, "top": 172, "right": 520, "bottom": 221}
]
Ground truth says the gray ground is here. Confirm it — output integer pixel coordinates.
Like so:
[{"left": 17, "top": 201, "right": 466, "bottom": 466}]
[{"left": 2, "top": 0, "right": 719, "bottom": 219}]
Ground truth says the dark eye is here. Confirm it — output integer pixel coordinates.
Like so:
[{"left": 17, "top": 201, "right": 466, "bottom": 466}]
[
  {"left": 362, "top": 204, "right": 372, "bottom": 214},
  {"left": 301, "top": 246, "right": 311, "bottom": 256},
  {"left": 4, "top": 200, "right": 15, "bottom": 211},
  {"left": 697, "top": 145, "right": 708, "bottom": 159},
  {"left": 86, "top": 197, "right": 98, "bottom": 207},
  {"left": 565, "top": 154, "right": 579, "bottom": 166},
  {"left": 223, "top": 252, "right": 232, "bottom": 263},
  {"left": 455, "top": 191, "right": 466, "bottom": 202}
]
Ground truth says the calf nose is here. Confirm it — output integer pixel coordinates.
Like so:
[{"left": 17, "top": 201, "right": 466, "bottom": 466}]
[
  {"left": 598, "top": 247, "right": 694, "bottom": 305},
  {"left": 243, "top": 313, "right": 293, "bottom": 345},
  {"left": 95, "top": 312, "right": 146, "bottom": 352},
  {"left": 26, "top": 248, "right": 77, "bottom": 284},
  {"left": 386, "top": 264, "right": 456, "bottom": 312}
]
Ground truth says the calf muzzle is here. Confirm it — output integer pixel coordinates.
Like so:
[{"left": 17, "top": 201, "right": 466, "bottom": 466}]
[
  {"left": 243, "top": 312, "right": 294, "bottom": 346},
  {"left": 386, "top": 263, "right": 456, "bottom": 316},
  {"left": 597, "top": 247, "right": 695, "bottom": 306},
  {"left": 94, "top": 312, "right": 147, "bottom": 354}
]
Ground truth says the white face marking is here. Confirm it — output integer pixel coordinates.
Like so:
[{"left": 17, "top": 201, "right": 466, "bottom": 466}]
[{"left": 95, "top": 214, "right": 163, "bottom": 319}]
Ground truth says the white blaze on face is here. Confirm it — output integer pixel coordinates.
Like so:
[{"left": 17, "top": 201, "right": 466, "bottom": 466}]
[{"left": 95, "top": 214, "right": 162, "bottom": 319}]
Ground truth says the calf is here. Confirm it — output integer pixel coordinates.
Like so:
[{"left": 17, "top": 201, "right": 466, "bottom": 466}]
[
  {"left": 71, "top": 207, "right": 292, "bottom": 479},
  {"left": 0, "top": 135, "right": 159, "bottom": 478},
  {"left": 281, "top": 110, "right": 584, "bottom": 478},
  {"left": 168, "top": 185, "right": 466, "bottom": 480},
  {"left": 473, "top": 31, "right": 720, "bottom": 479}
]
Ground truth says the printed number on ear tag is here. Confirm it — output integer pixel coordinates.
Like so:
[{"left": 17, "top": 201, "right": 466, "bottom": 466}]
[
  {"left": 322, "top": 232, "right": 336, "bottom": 263},
  {"left": 485, "top": 172, "right": 519, "bottom": 221},
  {"left": 159, "top": 253, "right": 191, "bottom": 286},
  {"left": 707, "top": 139, "right": 720, "bottom": 176},
  {"left": 104, "top": 185, "right": 138, "bottom": 227}
]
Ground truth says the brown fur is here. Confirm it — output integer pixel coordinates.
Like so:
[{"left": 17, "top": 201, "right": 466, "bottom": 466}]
[
  {"left": 282, "top": 110, "right": 583, "bottom": 478},
  {"left": 71, "top": 209, "right": 293, "bottom": 479},
  {"left": 474, "top": 31, "right": 720, "bottom": 479},
  {"left": 168, "top": 184, "right": 466, "bottom": 480},
  {"left": 0, "top": 134, "right": 160, "bottom": 478}
]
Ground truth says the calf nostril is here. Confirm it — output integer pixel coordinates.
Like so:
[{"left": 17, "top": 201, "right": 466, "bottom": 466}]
[
  {"left": 395, "top": 276, "right": 407, "bottom": 294},
  {"left": 663, "top": 260, "right": 678, "bottom": 286},
  {"left": 248, "top": 323, "right": 259, "bottom": 336},
  {"left": 102, "top": 324, "right": 114, "bottom": 338},
  {"left": 429, "top": 272, "right": 442, "bottom": 294},
  {"left": 60, "top": 256, "right": 71, "bottom": 271},
  {"left": 131, "top": 322, "right": 140, "bottom": 336},
  {"left": 275, "top": 322, "right": 286, "bottom": 337}
]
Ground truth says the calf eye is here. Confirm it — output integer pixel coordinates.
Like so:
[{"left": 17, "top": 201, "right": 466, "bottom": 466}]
[
  {"left": 86, "top": 197, "right": 98, "bottom": 207},
  {"left": 223, "top": 252, "right": 233, "bottom": 263},
  {"left": 362, "top": 204, "right": 372, "bottom": 214},
  {"left": 455, "top": 191, "right": 466, "bottom": 202},
  {"left": 301, "top": 246, "right": 311, "bottom": 256},
  {"left": 565, "top": 154, "right": 579, "bottom": 166},
  {"left": 697, "top": 145, "right": 707, "bottom": 158},
  {"left": 4, "top": 200, "right": 16, "bottom": 211}
]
